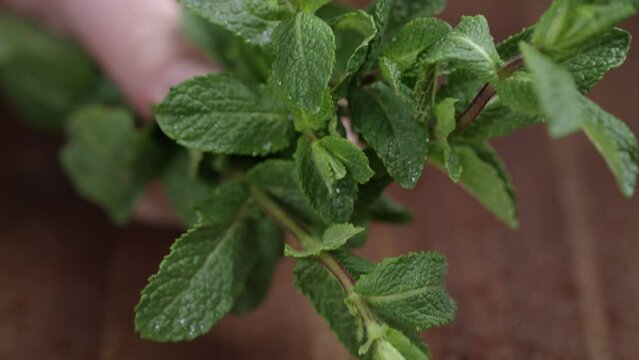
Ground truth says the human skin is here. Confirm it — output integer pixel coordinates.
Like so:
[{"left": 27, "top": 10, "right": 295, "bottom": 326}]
[{"left": 0, "top": 0, "right": 367, "bottom": 224}]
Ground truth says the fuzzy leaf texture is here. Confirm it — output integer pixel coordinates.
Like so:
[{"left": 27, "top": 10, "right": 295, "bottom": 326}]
[
  {"left": 330, "top": 10, "right": 377, "bottom": 93},
  {"left": 295, "top": 137, "right": 358, "bottom": 223},
  {"left": 386, "top": 0, "right": 446, "bottom": 34},
  {"left": 270, "top": 12, "right": 336, "bottom": 113},
  {"left": 350, "top": 82, "right": 429, "bottom": 189},
  {"left": 135, "top": 182, "right": 256, "bottom": 341},
  {"left": 353, "top": 252, "right": 456, "bottom": 332},
  {"left": 427, "top": 15, "right": 502, "bottom": 82},
  {"left": 156, "top": 73, "right": 293, "bottom": 155},
  {"left": 382, "top": 18, "right": 451, "bottom": 72},
  {"left": 60, "top": 106, "right": 164, "bottom": 225},
  {"left": 177, "top": 0, "right": 282, "bottom": 46}
]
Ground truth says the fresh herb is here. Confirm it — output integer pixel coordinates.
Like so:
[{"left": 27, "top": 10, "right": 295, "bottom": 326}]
[{"left": 1, "top": 1, "right": 638, "bottom": 358}]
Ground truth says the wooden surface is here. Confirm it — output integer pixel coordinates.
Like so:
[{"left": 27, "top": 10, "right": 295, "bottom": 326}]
[{"left": 2, "top": 2, "right": 639, "bottom": 359}]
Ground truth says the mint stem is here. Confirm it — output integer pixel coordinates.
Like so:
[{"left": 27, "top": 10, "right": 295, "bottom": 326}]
[
  {"left": 250, "top": 185, "right": 380, "bottom": 328},
  {"left": 456, "top": 55, "right": 524, "bottom": 132}
]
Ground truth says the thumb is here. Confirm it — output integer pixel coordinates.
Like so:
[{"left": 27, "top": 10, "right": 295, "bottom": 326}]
[{"left": 58, "top": 0, "right": 217, "bottom": 118}]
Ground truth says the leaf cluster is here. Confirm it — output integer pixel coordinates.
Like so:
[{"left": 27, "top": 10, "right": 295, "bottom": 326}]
[{"left": 1, "top": 1, "right": 638, "bottom": 358}]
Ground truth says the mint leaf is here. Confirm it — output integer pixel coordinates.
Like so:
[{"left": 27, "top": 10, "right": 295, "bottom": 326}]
[
  {"left": 495, "top": 72, "right": 541, "bottom": 116},
  {"left": 181, "top": 9, "right": 272, "bottom": 82},
  {"left": 248, "top": 159, "right": 319, "bottom": 224},
  {"left": 177, "top": 0, "right": 281, "bottom": 46},
  {"left": 431, "top": 142, "right": 518, "bottom": 228},
  {"left": 353, "top": 252, "right": 456, "bottom": 332},
  {"left": 294, "top": 252, "right": 373, "bottom": 359},
  {"left": 232, "top": 214, "right": 283, "bottom": 314},
  {"left": 434, "top": 98, "right": 462, "bottom": 182},
  {"left": 156, "top": 73, "right": 293, "bottom": 156},
  {"left": 162, "top": 149, "right": 215, "bottom": 227},
  {"left": 285, "top": 223, "right": 364, "bottom": 258},
  {"left": 460, "top": 104, "right": 543, "bottom": 141},
  {"left": 582, "top": 98, "right": 638, "bottom": 198},
  {"left": 295, "top": 137, "right": 357, "bottom": 223},
  {"left": 270, "top": 12, "right": 335, "bottom": 113},
  {"left": 300, "top": 0, "right": 331, "bottom": 13},
  {"left": 350, "top": 82, "right": 429, "bottom": 189},
  {"left": 0, "top": 14, "right": 102, "bottom": 130},
  {"left": 387, "top": 0, "right": 447, "bottom": 34},
  {"left": 135, "top": 182, "right": 255, "bottom": 341},
  {"left": 379, "top": 57, "right": 411, "bottom": 98},
  {"left": 318, "top": 136, "right": 375, "bottom": 184},
  {"left": 427, "top": 15, "right": 502, "bottom": 82},
  {"left": 520, "top": 43, "right": 583, "bottom": 137},
  {"left": 532, "top": 0, "right": 635, "bottom": 55},
  {"left": 413, "top": 62, "right": 439, "bottom": 123},
  {"left": 561, "top": 28, "right": 631, "bottom": 93},
  {"left": 60, "top": 105, "right": 165, "bottom": 225},
  {"left": 292, "top": 88, "right": 336, "bottom": 131},
  {"left": 374, "top": 327, "right": 431, "bottom": 360},
  {"left": 383, "top": 18, "right": 451, "bottom": 72},
  {"left": 330, "top": 10, "right": 377, "bottom": 93}
]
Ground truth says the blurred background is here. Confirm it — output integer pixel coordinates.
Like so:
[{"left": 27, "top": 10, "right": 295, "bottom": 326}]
[{"left": 2, "top": 1, "right": 639, "bottom": 359}]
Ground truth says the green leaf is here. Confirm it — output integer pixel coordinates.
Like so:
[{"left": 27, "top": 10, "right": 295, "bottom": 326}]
[
  {"left": 427, "top": 15, "right": 502, "bottom": 82},
  {"left": 295, "top": 137, "right": 358, "bottom": 223},
  {"left": 434, "top": 98, "right": 462, "bottom": 182},
  {"left": 0, "top": 14, "right": 102, "bottom": 130},
  {"left": 382, "top": 18, "right": 451, "bottom": 72},
  {"left": 135, "top": 182, "right": 255, "bottom": 341},
  {"left": 413, "top": 62, "right": 439, "bottom": 123},
  {"left": 270, "top": 12, "right": 336, "bottom": 113},
  {"left": 232, "top": 214, "right": 284, "bottom": 314},
  {"left": 177, "top": 0, "right": 281, "bottom": 46},
  {"left": 379, "top": 57, "right": 411, "bottom": 98},
  {"left": 532, "top": 0, "right": 635, "bottom": 55},
  {"left": 431, "top": 142, "right": 518, "bottom": 228},
  {"left": 495, "top": 72, "right": 541, "bottom": 116},
  {"left": 180, "top": 9, "right": 272, "bottom": 82},
  {"left": 386, "top": 0, "right": 447, "bottom": 34},
  {"left": 330, "top": 11, "right": 377, "bottom": 92},
  {"left": 350, "top": 82, "right": 429, "bottom": 189},
  {"left": 162, "top": 149, "right": 216, "bottom": 227},
  {"left": 561, "top": 28, "right": 631, "bottom": 93},
  {"left": 581, "top": 98, "right": 638, "bottom": 198},
  {"left": 156, "top": 73, "right": 293, "bottom": 156},
  {"left": 318, "top": 136, "right": 375, "bottom": 184},
  {"left": 60, "top": 106, "right": 165, "bottom": 225},
  {"left": 460, "top": 104, "right": 543, "bottom": 141},
  {"left": 248, "top": 159, "right": 319, "bottom": 224},
  {"left": 520, "top": 42, "right": 583, "bottom": 137},
  {"left": 373, "top": 327, "right": 431, "bottom": 360},
  {"left": 300, "top": 0, "right": 331, "bottom": 13},
  {"left": 294, "top": 252, "right": 373, "bottom": 359},
  {"left": 292, "top": 88, "right": 336, "bottom": 131},
  {"left": 285, "top": 223, "right": 364, "bottom": 258},
  {"left": 353, "top": 252, "right": 456, "bottom": 332}
]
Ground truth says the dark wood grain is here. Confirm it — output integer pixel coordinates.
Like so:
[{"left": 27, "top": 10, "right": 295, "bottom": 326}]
[{"left": 1, "top": 1, "right": 639, "bottom": 359}]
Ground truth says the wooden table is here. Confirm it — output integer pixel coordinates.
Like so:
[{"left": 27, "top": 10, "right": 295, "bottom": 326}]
[{"left": 1, "top": 2, "right": 639, "bottom": 359}]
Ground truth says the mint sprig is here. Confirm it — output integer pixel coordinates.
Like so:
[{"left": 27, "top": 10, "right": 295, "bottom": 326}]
[{"left": 1, "top": 1, "right": 638, "bottom": 358}]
